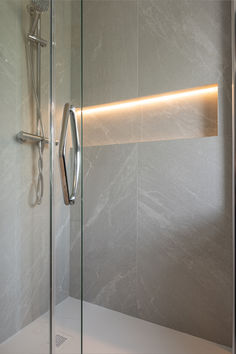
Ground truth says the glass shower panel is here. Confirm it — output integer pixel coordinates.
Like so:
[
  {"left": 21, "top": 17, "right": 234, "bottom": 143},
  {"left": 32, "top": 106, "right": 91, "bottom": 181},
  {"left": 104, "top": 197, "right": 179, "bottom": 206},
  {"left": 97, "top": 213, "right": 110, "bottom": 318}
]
[
  {"left": 82, "top": 1, "right": 233, "bottom": 354},
  {"left": 53, "top": 0, "right": 82, "bottom": 353},
  {"left": 0, "top": 0, "right": 51, "bottom": 353}
]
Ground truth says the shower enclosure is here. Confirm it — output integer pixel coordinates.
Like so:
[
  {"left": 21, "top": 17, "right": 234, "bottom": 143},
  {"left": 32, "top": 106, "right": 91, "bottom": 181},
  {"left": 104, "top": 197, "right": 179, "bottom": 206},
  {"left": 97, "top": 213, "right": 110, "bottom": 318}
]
[{"left": 0, "top": 0, "right": 235, "bottom": 353}]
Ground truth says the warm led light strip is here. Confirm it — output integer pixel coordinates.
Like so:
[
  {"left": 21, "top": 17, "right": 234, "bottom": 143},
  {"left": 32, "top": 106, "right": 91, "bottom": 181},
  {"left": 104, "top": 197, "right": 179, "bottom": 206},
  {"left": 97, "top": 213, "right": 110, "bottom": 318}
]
[{"left": 76, "top": 84, "right": 218, "bottom": 115}]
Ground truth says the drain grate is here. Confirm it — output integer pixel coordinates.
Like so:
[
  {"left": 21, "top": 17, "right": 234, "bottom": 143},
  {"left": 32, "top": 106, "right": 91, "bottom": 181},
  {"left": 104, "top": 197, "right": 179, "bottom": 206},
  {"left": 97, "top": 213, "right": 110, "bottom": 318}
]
[{"left": 56, "top": 334, "right": 68, "bottom": 348}]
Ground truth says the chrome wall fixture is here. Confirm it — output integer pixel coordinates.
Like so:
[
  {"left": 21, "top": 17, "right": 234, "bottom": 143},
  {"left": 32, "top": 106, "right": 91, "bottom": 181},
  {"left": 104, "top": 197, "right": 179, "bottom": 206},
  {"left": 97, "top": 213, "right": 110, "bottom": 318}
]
[
  {"left": 16, "top": 131, "right": 58, "bottom": 145},
  {"left": 59, "top": 103, "right": 80, "bottom": 206},
  {"left": 16, "top": 0, "right": 49, "bottom": 205}
]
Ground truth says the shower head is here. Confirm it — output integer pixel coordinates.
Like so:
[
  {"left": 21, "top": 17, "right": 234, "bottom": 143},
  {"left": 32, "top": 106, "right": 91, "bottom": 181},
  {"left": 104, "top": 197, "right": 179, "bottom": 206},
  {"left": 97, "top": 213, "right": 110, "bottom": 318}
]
[
  {"left": 28, "top": 0, "right": 49, "bottom": 37},
  {"left": 32, "top": 0, "right": 49, "bottom": 12}
]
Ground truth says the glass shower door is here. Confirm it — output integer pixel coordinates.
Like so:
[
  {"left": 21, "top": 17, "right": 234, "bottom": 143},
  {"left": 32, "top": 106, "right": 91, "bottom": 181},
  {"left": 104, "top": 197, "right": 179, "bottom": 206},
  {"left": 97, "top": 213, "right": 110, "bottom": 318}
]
[
  {"left": 0, "top": 0, "right": 83, "bottom": 353},
  {"left": 0, "top": 0, "right": 52, "bottom": 353},
  {"left": 53, "top": 0, "right": 82, "bottom": 353}
]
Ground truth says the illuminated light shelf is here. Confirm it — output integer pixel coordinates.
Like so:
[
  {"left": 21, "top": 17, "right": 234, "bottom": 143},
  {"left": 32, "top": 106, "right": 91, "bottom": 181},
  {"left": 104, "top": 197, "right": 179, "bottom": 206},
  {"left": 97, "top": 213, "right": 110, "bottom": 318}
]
[{"left": 75, "top": 84, "right": 218, "bottom": 147}]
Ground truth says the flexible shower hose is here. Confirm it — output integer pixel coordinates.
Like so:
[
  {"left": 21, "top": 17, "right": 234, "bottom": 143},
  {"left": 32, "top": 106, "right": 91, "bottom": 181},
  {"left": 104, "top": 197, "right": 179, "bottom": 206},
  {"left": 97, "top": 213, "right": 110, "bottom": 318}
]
[{"left": 26, "top": 39, "right": 45, "bottom": 205}]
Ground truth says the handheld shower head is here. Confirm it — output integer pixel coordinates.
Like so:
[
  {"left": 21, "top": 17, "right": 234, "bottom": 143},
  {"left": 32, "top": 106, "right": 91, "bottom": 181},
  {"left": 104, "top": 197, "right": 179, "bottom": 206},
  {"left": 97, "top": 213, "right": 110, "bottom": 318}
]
[
  {"left": 32, "top": 0, "right": 49, "bottom": 12},
  {"left": 28, "top": 0, "right": 49, "bottom": 37}
]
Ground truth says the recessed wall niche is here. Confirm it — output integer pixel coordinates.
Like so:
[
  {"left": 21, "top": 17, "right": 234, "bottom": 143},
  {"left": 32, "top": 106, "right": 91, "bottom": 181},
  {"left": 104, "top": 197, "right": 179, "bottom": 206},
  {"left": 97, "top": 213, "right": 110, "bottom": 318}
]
[{"left": 78, "top": 84, "right": 218, "bottom": 147}]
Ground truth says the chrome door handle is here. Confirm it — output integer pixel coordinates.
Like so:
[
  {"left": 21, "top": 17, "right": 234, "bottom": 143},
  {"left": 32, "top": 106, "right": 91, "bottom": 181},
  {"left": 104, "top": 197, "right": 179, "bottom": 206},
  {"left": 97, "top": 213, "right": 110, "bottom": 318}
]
[{"left": 59, "top": 103, "right": 80, "bottom": 205}]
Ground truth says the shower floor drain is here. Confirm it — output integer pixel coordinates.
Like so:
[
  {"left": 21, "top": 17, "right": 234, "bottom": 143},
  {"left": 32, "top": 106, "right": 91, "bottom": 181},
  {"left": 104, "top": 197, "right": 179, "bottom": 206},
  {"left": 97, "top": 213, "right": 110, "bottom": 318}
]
[{"left": 56, "top": 334, "right": 68, "bottom": 348}]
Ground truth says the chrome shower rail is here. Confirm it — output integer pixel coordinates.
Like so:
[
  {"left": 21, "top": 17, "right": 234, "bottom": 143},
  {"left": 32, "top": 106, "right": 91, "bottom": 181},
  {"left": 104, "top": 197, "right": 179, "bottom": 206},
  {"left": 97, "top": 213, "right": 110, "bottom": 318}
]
[{"left": 16, "top": 130, "right": 59, "bottom": 145}]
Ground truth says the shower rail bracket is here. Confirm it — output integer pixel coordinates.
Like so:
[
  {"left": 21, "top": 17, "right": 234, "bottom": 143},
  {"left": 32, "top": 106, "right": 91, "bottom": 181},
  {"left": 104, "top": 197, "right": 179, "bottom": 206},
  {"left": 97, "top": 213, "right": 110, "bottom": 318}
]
[
  {"left": 28, "top": 34, "right": 47, "bottom": 47},
  {"left": 16, "top": 130, "right": 58, "bottom": 145}
]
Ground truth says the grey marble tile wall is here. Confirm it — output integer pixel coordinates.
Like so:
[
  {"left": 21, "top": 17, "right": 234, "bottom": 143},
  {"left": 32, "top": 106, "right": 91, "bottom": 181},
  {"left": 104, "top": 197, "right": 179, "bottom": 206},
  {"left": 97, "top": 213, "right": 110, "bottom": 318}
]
[
  {"left": 70, "top": 198, "right": 81, "bottom": 299},
  {"left": 0, "top": 0, "right": 51, "bottom": 345},
  {"left": 138, "top": 0, "right": 232, "bottom": 137},
  {"left": 137, "top": 137, "right": 232, "bottom": 346},
  {"left": 83, "top": 144, "right": 138, "bottom": 317},
  {"left": 137, "top": 0, "right": 232, "bottom": 346},
  {"left": 82, "top": 0, "right": 138, "bottom": 107},
  {"left": 54, "top": 0, "right": 72, "bottom": 305},
  {"left": 70, "top": 0, "right": 82, "bottom": 300},
  {"left": 69, "top": 0, "right": 232, "bottom": 347},
  {"left": 71, "top": 0, "right": 81, "bottom": 108},
  {"left": 0, "top": 0, "right": 71, "bottom": 344},
  {"left": 76, "top": 137, "right": 232, "bottom": 346}
]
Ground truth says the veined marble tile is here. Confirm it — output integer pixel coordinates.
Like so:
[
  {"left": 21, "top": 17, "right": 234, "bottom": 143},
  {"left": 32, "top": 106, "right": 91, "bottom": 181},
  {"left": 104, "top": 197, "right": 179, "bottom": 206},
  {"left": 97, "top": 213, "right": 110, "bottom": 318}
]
[
  {"left": 83, "top": 0, "right": 138, "bottom": 107},
  {"left": 138, "top": 0, "right": 232, "bottom": 136},
  {"left": 82, "top": 144, "right": 138, "bottom": 317},
  {"left": 137, "top": 136, "right": 232, "bottom": 346}
]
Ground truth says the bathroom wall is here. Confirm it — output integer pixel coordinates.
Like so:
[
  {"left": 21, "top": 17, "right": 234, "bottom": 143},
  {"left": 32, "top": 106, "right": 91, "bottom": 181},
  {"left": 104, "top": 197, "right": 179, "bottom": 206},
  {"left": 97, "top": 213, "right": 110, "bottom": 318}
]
[
  {"left": 54, "top": 0, "right": 72, "bottom": 305},
  {"left": 0, "top": 0, "right": 50, "bottom": 344},
  {"left": 70, "top": 0, "right": 233, "bottom": 347},
  {"left": 0, "top": 0, "right": 71, "bottom": 344},
  {"left": 69, "top": 0, "right": 82, "bottom": 300}
]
